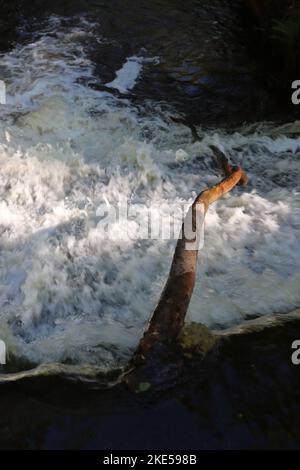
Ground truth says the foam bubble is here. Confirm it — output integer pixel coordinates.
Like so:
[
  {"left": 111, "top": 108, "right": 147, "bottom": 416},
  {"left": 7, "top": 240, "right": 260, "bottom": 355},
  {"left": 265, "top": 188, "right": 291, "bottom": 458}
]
[{"left": 106, "top": 56, "right": 144, "bottom": 94}]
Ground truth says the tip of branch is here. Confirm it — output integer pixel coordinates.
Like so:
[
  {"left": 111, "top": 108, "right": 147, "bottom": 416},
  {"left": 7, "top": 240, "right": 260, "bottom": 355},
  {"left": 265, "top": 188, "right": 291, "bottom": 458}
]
[
  {"left": 210, "top": 145, "right": 248, "bottom": 186},
  {"left": 233, "top": 166, "right": 248, "bottom": 186}
]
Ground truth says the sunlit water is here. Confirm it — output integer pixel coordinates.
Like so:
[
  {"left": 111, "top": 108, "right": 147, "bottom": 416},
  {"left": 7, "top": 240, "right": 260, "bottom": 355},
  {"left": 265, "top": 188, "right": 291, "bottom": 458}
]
[{"left": 0, "top": 15, "right": 299, "bottom": 371}]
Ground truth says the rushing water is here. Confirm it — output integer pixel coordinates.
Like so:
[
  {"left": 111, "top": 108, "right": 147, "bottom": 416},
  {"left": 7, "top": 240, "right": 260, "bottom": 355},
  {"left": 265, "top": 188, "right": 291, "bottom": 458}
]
[{"left": 0, "top": 5, "right": 299, "bottom": 375}]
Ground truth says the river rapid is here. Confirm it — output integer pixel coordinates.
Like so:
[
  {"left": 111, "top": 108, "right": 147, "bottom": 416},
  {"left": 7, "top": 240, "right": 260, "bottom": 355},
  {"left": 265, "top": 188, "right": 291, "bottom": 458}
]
[{"left": 0, "top": 1, "right": 299, "bottom": 377}]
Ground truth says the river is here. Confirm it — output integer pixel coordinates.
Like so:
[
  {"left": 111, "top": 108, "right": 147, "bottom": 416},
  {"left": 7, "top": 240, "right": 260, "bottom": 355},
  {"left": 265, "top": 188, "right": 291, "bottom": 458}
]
[{"left": 0, "top": 0, "right": 300, "bottom": 449}]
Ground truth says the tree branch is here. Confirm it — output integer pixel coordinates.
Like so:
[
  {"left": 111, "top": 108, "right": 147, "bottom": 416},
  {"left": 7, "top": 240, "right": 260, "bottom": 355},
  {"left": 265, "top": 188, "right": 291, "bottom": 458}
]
[{"left": 133, "top": 148, "right": 248, "bottom": 362}]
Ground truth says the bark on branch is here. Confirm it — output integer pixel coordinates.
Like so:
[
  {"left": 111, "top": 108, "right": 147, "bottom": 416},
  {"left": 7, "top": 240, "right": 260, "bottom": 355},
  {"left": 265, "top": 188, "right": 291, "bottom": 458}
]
[{"left": 133, "top": 148, "right": 248, "bottom": 362}]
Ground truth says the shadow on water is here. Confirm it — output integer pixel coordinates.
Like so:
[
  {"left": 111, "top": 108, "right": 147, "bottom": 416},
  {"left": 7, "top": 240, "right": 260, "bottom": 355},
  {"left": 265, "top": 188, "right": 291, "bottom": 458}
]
[{"left": 1, "top": 317, "right": 300, "bottom": 449}]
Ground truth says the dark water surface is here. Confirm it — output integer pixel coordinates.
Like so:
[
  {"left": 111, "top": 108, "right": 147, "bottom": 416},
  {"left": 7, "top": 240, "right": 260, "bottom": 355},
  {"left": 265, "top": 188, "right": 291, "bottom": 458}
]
[
  {"left": 1, "top": 320, "right": 300, "bottom": 449},
  {"left": 2, "top": 0, "right": 269, "bottom": 126}
]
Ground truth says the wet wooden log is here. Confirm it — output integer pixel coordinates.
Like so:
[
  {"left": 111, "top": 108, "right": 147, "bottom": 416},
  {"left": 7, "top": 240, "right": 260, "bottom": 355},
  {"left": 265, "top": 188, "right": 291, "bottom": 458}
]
[
  {"left": 210, "top": 145, "right": 248, "bottom": 185},
  {"left": 132, "top": 148, "right": 248, "bottom": 364}
]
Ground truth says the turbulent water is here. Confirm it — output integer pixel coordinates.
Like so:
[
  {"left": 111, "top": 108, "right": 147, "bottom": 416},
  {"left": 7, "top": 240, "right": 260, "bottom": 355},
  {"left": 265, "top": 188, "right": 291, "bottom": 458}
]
[{"left": 0, "top": 13, "right": 299, "bottom": 372}]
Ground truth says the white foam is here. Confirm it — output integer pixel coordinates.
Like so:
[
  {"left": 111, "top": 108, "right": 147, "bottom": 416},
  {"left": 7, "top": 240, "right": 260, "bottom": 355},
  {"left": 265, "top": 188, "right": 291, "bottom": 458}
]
[
  {"left": 0, "top": 16, "right": 299, "bottom": 368},
  {"left": 105, "top": 56, "right": 159, "bottom": 94}
]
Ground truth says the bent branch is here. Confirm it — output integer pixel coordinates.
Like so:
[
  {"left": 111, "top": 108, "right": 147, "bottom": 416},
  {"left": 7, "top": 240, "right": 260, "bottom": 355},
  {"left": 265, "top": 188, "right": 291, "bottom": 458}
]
[{"left": 133, "top": 149, "right": 248, "bottom": 362}]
